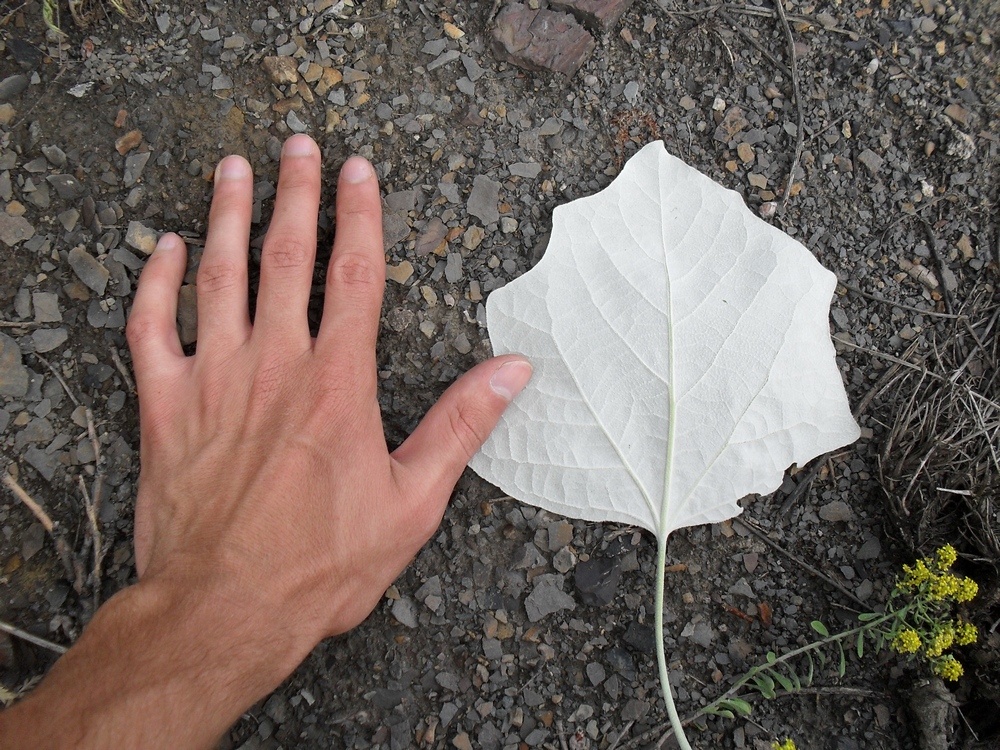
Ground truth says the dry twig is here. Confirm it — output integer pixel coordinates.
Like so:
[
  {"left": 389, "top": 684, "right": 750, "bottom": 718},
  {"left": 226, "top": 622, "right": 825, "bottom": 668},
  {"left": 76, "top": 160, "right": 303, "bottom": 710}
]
[
  {"left": 0, "top": 619, "right": 68, "bottom": 655},
  {"left": 2, "top": 472, "right": 81, "bottom": 590},
  {"left": 773, "top": 0, "right": 804, "bottom": 212}
]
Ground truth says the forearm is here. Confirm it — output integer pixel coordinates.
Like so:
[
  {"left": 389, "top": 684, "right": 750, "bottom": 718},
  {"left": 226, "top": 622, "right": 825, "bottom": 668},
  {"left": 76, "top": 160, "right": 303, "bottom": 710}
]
[{"left": 0, "top": 577, "right": 310, "bottom": 749}]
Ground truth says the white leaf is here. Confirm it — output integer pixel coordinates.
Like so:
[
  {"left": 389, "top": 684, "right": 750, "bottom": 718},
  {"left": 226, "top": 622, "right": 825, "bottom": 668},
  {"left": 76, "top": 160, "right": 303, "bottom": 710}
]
[{"left": 471, "top": 142, "right": 860, "bottom": 542}]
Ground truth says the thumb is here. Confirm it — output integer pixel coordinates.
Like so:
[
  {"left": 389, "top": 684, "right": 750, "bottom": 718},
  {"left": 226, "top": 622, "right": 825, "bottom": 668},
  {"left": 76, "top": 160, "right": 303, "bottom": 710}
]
[{"left": 391, "top": 355, "right": 532, "bottom": 500}]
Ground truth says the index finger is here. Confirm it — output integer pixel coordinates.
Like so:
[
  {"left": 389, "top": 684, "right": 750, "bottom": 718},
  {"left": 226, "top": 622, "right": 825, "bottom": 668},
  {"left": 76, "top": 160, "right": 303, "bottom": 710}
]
[{"left": 315, "top": 157, "right": 385, "bottom": 374}]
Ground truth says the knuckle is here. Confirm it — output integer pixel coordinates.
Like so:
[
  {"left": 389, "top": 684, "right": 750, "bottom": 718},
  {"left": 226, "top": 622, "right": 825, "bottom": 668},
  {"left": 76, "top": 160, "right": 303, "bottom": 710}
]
[
  {"left": 447, "top": 403, "right": 491, "bottom": 458},
  {"left": 197, "top": 260, "right": 242, "bottom": 295},
  {"left": 330, "top": 252, "right": 381, "bottom": 291},
  {"left": 126, "top": 314, "right": 161, "bottom": 350},
  {"left": 263, "top": 236, "right": 312, "bottom": 272}
]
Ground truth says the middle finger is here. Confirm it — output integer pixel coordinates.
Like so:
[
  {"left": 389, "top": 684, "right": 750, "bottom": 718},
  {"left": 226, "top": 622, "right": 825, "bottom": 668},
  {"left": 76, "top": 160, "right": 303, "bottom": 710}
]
[{"left": 254, "top": 134, "right": 322, "bottom": 342}]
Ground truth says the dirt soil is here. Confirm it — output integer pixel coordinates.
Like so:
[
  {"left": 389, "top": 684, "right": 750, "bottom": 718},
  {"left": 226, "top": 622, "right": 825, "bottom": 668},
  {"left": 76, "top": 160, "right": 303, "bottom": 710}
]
[{"left": 0, "top": 1, "right": 998, "bottom": 749}]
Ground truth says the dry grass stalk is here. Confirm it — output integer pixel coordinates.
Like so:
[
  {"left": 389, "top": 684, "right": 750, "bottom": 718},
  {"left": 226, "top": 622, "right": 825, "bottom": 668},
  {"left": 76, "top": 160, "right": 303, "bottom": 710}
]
[{"left": 877, "top": 283, "right": 1000, "bottom": 567}]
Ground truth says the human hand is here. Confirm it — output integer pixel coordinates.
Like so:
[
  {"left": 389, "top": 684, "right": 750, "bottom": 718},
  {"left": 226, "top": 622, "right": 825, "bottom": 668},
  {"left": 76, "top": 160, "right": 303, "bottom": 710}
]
[
  {"left": 0, "top": 134, "right": 532, "bottom": 749},
  {"left": 127, "top": 134, "right": 531, "bottom": 676}
]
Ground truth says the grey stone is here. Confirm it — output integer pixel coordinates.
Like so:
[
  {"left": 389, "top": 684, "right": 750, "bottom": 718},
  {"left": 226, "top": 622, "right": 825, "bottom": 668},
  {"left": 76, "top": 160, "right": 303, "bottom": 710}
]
[
  {"left": 525, "top": 574, "right": 575, "bottom": 622},
  {"left": 385, "top": 190, "right": 416, "bottom": 212},
  {"left": 31, "top": 327, "right": 68, "bottom": 353},
  {"left": 46, "top": 174, "right": 84, "bottom": 201},
  {"left": 31, "top": 292, "right": 61, "bottom": 323},
  {"left": 438, "top": 181, "right": 460, "bottom": 203},
  {"left": 382, "top": 211, "right": 410, "bottom": 250},
  {"left": 262, "top": 694, "right": 290, "bottom": 724},
  {"left": 0, "top": 213, "right": 34, "bottom": 246},
  {"left": 624, "top": 80, "right": 640, "bottom": 103},
  {"left": 858, "top": 149, "right": 884, "bottom": 174},
  {"left": 552, "top": 546, "right": 575, "bottom": 573},
  {"left": 421, "top": 39, "right": 449, "bottom": 56},
  {"left": 482, "top": 638, "right": 503, "bottom": 660},
  {"left": 586, "top": 661, "right": 606, "bottom": 685},
  {"left": 0, "top": 333, "right": 29, "bottom": 397},
  {"left": 456, "top": 77, "right": 475, "bottom": 96},
  {"left": 57, "top": 208, "right": 79, "bottom": 232},
  {"left": 574, "top": 556, "right": 622, "bottom": 606},
  {"left": 24, "top": 445, "right": 58, "bottom": 480},
  {"left": 0, "top": 74, "right": 28, "bottom": 101},
  {"left": 286, "top": 110, "right": 308, "bottom": 133},
  {"left": 21, "top": 523, "right": 44, "bottom": 560},
  {"left": 621, "top": 698, "right": 650, "bottom": 722},
  {"left": 509, "top": 161, "right": 541, "bottom": 178},
  {"left": 538, "top": 117, "right": 563, "bottom": 136},
  {"left": 547, "top": 520, "right": 573, "bottom": 550},
  {"left": 623, "top": 621, "right": 655, "bottom": 653},
  {"left": 453, "top": 334, "right": 472, "bottom": 354},
  {"left": 467, "top": 174, "right": 500, "bottom": 225},
  {"left": 391, "top": 597, "right": 418, "bottom": 628},
  {"left": 857, "top": 536, "right": 882, "bottom": 560},
  {"left": 124, "top": 152, "right": 151, "bottom": 187},
  {"left": 445, "top": 252, "right": 463, "bottom": 283},
  {"left": 68, "top": 246, "right": 110, "bottom": 295},
  {"left": 819, "top": 500, "right": 853, "bottom": 522},
  {"left": 461, "top": 54, "right": 487, "bottom": 82},
  {"left": 831, "top": 306, "right": 849, "bottom": 330},
  {"left": 41, "top": 145, "right": 67, "bottom": 167},
  {"left": 427, "top": 50, "right": 461, "bottom": 71}
]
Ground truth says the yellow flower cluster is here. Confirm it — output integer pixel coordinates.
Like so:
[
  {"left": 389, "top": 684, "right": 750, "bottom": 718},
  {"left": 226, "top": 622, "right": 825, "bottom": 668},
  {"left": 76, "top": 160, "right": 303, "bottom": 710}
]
[
  {"left": 933, "top": 654, "right": 964, "bottom": 681},
  {"left": 955, "top": 620, "right": 978, "bottom": 646},
  {"left": 897, "top": 545, "right": 977, "bottom": 603},
  {"left": 888, "top": 545, "right": 980, "bottom": 683},
  {"left": 892, "top": 628, "right": 921, "bottom": 654},
  {"left": 924, "top": 625, "right": 955, "bottom": 658},
  {"left": 771, "top": 740, "right": 797, "bottom": 750}
]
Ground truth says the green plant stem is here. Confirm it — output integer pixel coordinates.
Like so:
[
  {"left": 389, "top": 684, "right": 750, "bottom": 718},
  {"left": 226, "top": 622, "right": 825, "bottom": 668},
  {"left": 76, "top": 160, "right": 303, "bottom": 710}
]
[
  {"left": 697, "top": 610, "right": 901, "bottom": 718},
  {"left": 655, "top": 536, "right": 694, "bottom": 750}
]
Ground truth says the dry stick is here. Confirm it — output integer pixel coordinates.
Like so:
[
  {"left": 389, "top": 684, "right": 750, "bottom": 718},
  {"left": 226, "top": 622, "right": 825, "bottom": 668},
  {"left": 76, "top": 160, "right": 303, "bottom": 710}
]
[
  {"left": 33, "top": 354, "right": 80, "bottom": 408},
  {"left": 33, "top": 354, "right": 107, "bottom": 601},
  {"left": 0, "top": 321, "right": 47, "bottom": 328},
  {"left": 1, "top": 472, "right": 55, "bottom": 533},
  {"left": 735, "top": 517, "right": 867, "bottom": 609},
  {"left": 919, "top": 218, "right": 954, "bottom": 315},
  {"left": 110, "top": 346, "right": 136, "bottom": 394},
  {"left": 718, "top": 9, "right": 792, "bottom": 77},
  {"left": 839, "top": 281, "right": 965, "bottom": 320},
  {"left": 0, "top": 619, "right": 68, "bottom": 655},
  {"left": 1, "top": 473, "right": 80, "bottom": 589},
  {"left": 605, "top": 720, "right": 636, "bottom": 750},
  {"left": 773, "top": 0, "right": 804, "bottom": 212}
]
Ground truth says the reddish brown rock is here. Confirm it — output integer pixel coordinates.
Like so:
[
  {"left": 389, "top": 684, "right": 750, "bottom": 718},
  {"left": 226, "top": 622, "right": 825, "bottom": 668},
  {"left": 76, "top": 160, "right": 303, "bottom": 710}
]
[
  {"left": 491, "top": 3, "right": 596, "bottom": 78},
  {"left": 550, "top": 0, "right": 637, "bottom": 32}
]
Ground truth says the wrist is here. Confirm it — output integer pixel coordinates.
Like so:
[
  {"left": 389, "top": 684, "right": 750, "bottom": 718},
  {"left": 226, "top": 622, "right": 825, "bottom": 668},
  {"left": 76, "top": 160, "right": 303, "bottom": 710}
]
[{"left": 0, "top": 575, "right": 313, "bottom": 749}]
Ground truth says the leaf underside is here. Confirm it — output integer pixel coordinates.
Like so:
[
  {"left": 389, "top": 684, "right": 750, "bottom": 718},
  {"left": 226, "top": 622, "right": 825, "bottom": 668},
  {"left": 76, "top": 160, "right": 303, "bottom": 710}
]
[{"left": 470, "top": 141, "right": 860, "bottom": 543}]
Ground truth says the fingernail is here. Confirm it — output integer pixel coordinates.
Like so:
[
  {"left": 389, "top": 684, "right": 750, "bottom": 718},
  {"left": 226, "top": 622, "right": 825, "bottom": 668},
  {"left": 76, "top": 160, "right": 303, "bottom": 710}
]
[
  {"left": 216, "top": 155, "right": 249, "bottom": 181},
  {"left": 341, "top": 156, "right": 372, "bottom": 184},
  {"left": 283, "top": 134, "right": 317, "bottom": 157},
  {"left": 154, "top": 233, "right": 177, "bottom": 252},
  {"left": 489, "top": 360, "right": 533, "bottom": 402}
]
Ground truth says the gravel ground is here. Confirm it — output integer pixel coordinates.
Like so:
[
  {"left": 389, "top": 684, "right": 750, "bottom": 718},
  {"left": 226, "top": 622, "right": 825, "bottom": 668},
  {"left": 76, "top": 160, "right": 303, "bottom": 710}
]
[{"left": 0, "top": 1, "right": 997, "bottom": 748}]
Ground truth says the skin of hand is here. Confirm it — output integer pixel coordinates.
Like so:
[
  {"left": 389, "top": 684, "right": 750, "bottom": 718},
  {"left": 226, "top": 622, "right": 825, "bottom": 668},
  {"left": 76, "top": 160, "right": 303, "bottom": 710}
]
[{"left": 0, "top": 134, "right": 531, "bottom": 748}]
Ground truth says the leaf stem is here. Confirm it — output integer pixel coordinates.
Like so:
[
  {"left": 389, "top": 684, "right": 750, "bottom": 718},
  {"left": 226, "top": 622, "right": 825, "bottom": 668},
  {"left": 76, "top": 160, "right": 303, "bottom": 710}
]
[{"left": 655, "top": 537, "right": 694, "bottom": 750}]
